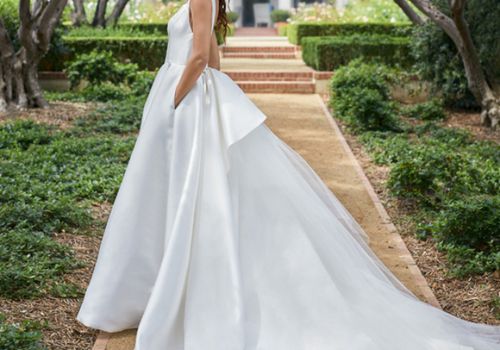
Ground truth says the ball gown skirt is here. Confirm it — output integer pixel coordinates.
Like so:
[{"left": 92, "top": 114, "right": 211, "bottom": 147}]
[{"left": 76, "top": 0, "right": 500, "bottom": 349}]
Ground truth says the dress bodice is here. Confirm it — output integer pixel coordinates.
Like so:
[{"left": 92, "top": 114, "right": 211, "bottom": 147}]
[{"left": 165, "top": 0, "right": 216, "bottom": 65}]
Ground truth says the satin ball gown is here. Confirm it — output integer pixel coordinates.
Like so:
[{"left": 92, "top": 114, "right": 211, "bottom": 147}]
[{"left": 76, "top": 0, "right": 500, "bottom": 348}]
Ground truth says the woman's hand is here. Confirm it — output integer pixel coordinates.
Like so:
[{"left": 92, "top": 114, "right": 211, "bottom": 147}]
[{"left": 172, "top": 0, "right": 218, "bottom": 109}]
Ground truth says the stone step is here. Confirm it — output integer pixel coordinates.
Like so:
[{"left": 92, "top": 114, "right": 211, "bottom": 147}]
[
  {"left": 222, "top": 45, "right": 296, "bottom": 53},
  {"left": 223, "top": 70, "right": 313, "bottom": 82},
  {"left": 234, "top": 81, "right": 315, "bottom": 93},
  {"left": 222, "top": 52, "right": 297, "bottom": 59}
]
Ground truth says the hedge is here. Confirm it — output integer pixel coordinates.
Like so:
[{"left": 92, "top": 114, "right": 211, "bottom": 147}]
[
  {"left": 302, "top": 34, "right": 412, "bottom": 71},
  {"left": 40, "top": 36, "right": 168, "bottom": 71},
  {"left": 61, "top": 22, "right": 168, "bottom": 34},
  {"left": 287, "top": 22, "right": 412, "bottom": 45}
]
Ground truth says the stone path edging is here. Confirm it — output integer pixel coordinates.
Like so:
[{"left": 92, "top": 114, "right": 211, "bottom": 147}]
[{"left": 92, "top": 331, "right": 110, "bottom": 350}]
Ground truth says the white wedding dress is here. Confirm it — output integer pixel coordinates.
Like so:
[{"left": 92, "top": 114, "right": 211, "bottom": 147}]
[{"left": 76, "top": 0, "right": 500, "bottom": 349}]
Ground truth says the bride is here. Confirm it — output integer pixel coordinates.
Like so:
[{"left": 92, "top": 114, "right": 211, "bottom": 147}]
[{"left": 76, "top": 0, "right": 500, "bottom": 348}]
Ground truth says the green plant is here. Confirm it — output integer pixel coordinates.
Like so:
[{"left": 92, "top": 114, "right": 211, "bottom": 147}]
[
  {"left": 64, "top": 26, "right": 165, "bottom": 37},
  {"left": 0, "top": 120, "right": 136, "bottom": 298},
  {"left": 410, "top": 0, "right": 500, "bottom": 108},
  {"left": 437, "top": 242, "right": 499, "bottom": 277},
  {"left": 390, "top": 139, "right": 498, "bottom": 203},
  {"left": 287, "top": 22, "right": 412, "bottom": 45},
  {"left": 65, "top": 50, "right": 139, "bottom": 88},
  {"left": 73, "top": 96, "right": 146, "bottom": 134},
  {"left": 0, "top": 120, "right": 55, "bottom": 150},
  {"left": 359, "top": 131, "right": 410, "bottom": 164},
  {"left": 42, "top": 36, "right": 168, "bottom": 71},
  {"left": 271, "top": 9, "right": 290, "bottom": 23},
  {"left": 357, "top": 114, "right": 499, "bottom": 277},
  {"left": 492, "top": 296, "right": 500, "bottom": 320},
  {"left": 401, "top": 99, "right": 446, "bottom": 121},
  {"left": 80, "top": 82, "right": 130, "bottom": 102},
  {"left": 0, "top": 231, "right": 82, "bottom": 299},
  {"left": 330, "top": 60, "right": 399, "bottom": 131},
  {"left": 0, "top": 314, "right": 47, "bottom": 350},
  {"left": 278, "top": 23, "right": 288, "bottom": 36},
  {"left": 227, "top": 11, "right": 239, "bottom": 23},
  {"left": 0, "top": 0, "right": 18, "bottom": 40},
  {"left": 432, "top": 196, "right": 499, "bottom": 253},
  {"left": 302, "top": 34, "right": 412, "bottom": 71}
]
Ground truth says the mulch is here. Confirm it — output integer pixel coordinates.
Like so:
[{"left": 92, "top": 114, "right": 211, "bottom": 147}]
[{"left": 0, "top": 103, "right": 109, "bottom": 349}]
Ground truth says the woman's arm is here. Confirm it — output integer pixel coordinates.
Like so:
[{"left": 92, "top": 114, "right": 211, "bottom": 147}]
[
  {"left": 208, "top": 33, "right": 220, "bottom": 70},
  {"left": 173, "top": 0, "right": 218, "bottom": 108}
]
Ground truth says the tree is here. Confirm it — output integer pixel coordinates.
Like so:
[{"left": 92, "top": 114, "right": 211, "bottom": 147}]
[
  {"left": 71, "top": 0, "right": 87, "bottom": 25},
  {"left": 0, "top": 0, "right": 67, "bottom": 111},
  {"left": 394, "top": 0, "right": 499, "bottom": 128},
  {"left": 71, "top": 0, "right": 131, "bottom": 27}
]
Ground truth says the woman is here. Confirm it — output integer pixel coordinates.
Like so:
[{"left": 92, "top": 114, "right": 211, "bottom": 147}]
[{"left": 76, "top": 0, "right": 500, "bottom": 348}]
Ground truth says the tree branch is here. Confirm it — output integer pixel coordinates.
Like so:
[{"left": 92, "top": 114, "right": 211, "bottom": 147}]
[
  {"left": 407, "top": 0, "right": 461, "bottom": 44},
  {"left": 393, "top": 0, "right": 424, "bottom": 25},
  {"left": 37, "top": 0, "right": 68, "bottom": 51},
  {"left": 105, "top": 0, "right": 130, "bottom": 27}
]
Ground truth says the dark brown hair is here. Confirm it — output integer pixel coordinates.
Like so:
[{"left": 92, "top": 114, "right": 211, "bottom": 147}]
[{"left": 214, "top": 0, "right": 229, "bottom": 39}]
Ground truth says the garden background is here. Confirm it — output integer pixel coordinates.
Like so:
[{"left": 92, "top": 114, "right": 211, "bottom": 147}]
[{"left": 0, "top": 0, "right": 498, "bottom": 349}]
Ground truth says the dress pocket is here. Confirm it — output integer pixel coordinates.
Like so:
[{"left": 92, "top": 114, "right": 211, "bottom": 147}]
[{"left": 170, "top": 89, "right": 177, "bottom": 112}]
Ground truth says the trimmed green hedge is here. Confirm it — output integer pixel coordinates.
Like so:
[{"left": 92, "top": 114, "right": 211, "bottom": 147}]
[
  {"left": 40, "top": 36, "right": 168, "bottom": 71},
  {"left": 62, "top": 22, "right": 168, "bottom": 34},
  {"left": 288, "top": 22, "right": 412, "bottom": 45},
  {"left": 302, "top": 34, "right": 412, "bottom": 71}
]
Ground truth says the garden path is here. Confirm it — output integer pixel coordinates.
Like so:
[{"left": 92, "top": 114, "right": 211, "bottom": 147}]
[{"left": 91, "top": 36, "right": 439, "bottom": 350}]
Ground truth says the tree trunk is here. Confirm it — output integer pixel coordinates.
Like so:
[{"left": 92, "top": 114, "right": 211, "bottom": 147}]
[
  {"left": 403, "top": 0, "right": 499, "bottom": 128},
  {"left": 92, "top": 0, "right": 109, "bottom": 27},
  {"left": 393, "top": 0, "right": 424, "bottom": 25},
  {"left": 106, "top": 0, "right": 130, "bottom": 27},
  {"left": 0, "top": 0, "right": 68, "bottom": 112},
  {"left": 72, "top": 0, "right": 88, "bottom": 26}
]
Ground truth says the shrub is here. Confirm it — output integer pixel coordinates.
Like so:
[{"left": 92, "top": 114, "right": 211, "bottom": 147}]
[
  {"left": 66, "top": 50, "right": 139, "bottom": 88},
  {"left": 64, "top": 25, "right": 165, "bottom": 37},
  {"left": 287, "top": 22, "right": 412, "bottom": 45},
  {"left": 437, "top": 242, "right": 500, "bottom": 277},
  {"left": 278, "top": 23, "right": 288, "bottom": 36},
  {"left": 401, "top": 99, "right": 446, "bottom": 121},
  {"left": 302, "top": 34, "right": 412, "bottom": 71},
  {"left": 330, "top": 60, "right": 398, "bottom": 131},
  {"left": 387, "top": 140, "right": 499, "bottom": 206},
  {"left": 80, "top": 83, "right": 130, "bottom": 102},
  {"left": 410, "top": 0, "right": 500, "bottom": 108},
  {"left": 41, "top": 36, "right": 168, "bottom": 71},
  {"left": 358, "top": 132, "right": 410, "bottom": 165},
  {"left": 357, "top": 115, "right": 499, "bottom": 277},
  {"left": 227, "top": 11, "right": 239, "bottom": 23},
  {"left": 432, "top": 195, "right": 499, "bottom": 253},
  {"left": 0, "top": 314, "right": 47, "bottom": 350},
  {"left": 271, "top": 9, "right": 291, "bottom": 23},
  {"left": 0, "top": 0, "right": 18, "bottom": 40}
]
